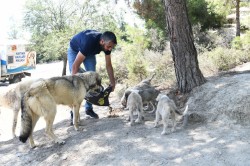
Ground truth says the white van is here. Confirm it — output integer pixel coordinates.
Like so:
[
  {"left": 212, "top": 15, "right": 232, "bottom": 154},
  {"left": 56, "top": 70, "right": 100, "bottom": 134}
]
[{"left": 0, "top": 39, "right": 36, "bottom": 83}]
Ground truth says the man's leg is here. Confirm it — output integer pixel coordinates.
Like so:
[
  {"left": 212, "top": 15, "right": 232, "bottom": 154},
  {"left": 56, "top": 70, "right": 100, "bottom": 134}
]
[
  {"left": 83, "top": 55, "right": 99, "bottom": 119},
  {"left": 67, "top": 46, "right": 78, "bottom": 73}
]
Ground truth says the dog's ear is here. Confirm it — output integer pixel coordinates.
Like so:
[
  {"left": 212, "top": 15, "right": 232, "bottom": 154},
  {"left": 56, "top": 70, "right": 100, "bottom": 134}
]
[
  {"left": 96, "top": 76, "right": 102, "bottom": 86},
  {"left": 156, "top": 93, "right": 163, "bottom": 101},
  {"left": 156, "top": 89, "right": 160, "bottom": 95},
  {"left": 121, "top": 90, "right": 131, "bottom": 107},
  {"left": 93, "top": 72, "right": 102, "bottom": 86},
  {"left": 137, "top": 90, "right": 143, "bottom": 95},
  {"left": 124, "top": 90, "right": 132, "bottom": 100}
]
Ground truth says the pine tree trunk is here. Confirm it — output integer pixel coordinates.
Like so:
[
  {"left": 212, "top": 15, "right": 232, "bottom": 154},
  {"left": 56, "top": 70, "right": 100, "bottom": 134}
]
[
  {"left": 62, "top": 53, "right": 67, "bottom": 76},
  {"left": 163, "top": 0, "right": 206, "bottom": 93},
  {"left": 236, "top": 0, "right": 240, "bottom": 36}
]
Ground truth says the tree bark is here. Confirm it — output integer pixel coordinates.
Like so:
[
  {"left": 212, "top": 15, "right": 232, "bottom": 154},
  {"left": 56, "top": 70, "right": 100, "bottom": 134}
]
[
  {"left": 163, "top": 0, "right": 206, "bottom": 93},
  {"left": 236, "top": 0, "right": 240, "bottom": 36},
  {"left": 62, "top": 53, "right": 67, "bottom": 76}
]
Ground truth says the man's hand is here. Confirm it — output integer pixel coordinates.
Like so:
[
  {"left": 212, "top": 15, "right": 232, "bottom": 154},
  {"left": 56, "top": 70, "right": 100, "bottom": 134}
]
[
  {"left": 105, "top": 55, "right": 116, "bottom": 92},
  {"left": 72, "top": 51, "right": 85, "bottom": 75}
]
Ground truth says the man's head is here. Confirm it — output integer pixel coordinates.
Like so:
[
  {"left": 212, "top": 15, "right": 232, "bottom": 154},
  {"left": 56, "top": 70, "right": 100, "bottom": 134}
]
[{"left": 100, "top": 31, "right": 117, "bottom": 52}]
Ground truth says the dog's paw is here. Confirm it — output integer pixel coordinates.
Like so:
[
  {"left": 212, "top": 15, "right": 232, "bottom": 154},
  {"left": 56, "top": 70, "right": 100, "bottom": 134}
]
[
  {"left": 154, "top": 123, "right": 159, "bottom": 128},
  {"left": 12, "top": 134, "right": 17, "bottom": 139},
  {"left": 126, "top": 117, "right": 130, "bottom": 122},
  {"left": 74, "top": 125, "right": 79, "bottom": 131},
  {"left": 161, "top": 131, "right": 167, "bottom": 135},
  {"left": 129, "top": 122, "right": 135, "bottom": 126},
  {"left": 76, "top": 127, "right": 84, "bottom": 131},
  {"left": 135, "top": 119, "right": 141, "bottom": 123},
  {"left": 30, "top": 144, "right": 37, "bottom": 149},
  {"left": 171, "top": 128, "right": 176, "bottom": 133},
  {"left": 56, "top": 139, "right": 65, "bottom": 145}
]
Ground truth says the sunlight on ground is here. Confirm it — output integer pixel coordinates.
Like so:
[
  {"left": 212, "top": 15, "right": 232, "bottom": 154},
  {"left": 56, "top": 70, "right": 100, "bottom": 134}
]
[{"left": 0, "top": 105, "right": 72, "bottom": 141}]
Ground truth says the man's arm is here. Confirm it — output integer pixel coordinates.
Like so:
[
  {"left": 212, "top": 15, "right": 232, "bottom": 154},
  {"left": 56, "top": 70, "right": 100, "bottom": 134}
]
[
  {"left": 72, "top": 51, "right": 85, "bottom": 75},
  {"left": 105, "top": 54, "right": 115, "bottom": 91}
]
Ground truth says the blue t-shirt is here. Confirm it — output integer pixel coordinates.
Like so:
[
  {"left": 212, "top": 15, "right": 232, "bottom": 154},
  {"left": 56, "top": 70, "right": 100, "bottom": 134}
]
[{"left": 70, "top": 30, "right": 111, "bottom": 56}]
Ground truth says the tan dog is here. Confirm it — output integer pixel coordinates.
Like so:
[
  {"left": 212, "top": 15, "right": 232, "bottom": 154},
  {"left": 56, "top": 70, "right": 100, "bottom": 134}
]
[
  {"left": 19, "top": 71, "right": 102, "bottom": 148},
  {"left": 154, "top": 93, "right": 188, "bottom": 135},
  {"left": 0, "top": 78, "right": 41, "bottom": 138}
]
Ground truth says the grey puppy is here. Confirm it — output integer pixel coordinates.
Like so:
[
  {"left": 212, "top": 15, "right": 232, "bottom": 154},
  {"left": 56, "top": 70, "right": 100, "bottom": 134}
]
[
  {"left": 154, "top": 93, "right": 188, "bottom": 135},
  {"left": 126, "top": 91, "right": 144, "bottom": 126},
  {"left": 121, "top": 73, "right": 159, "bottom": 112}
]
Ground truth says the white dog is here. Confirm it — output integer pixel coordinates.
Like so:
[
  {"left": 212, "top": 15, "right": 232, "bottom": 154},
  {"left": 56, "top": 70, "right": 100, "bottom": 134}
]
[
  {"left": 154, "top": 93, "right": 188, "bottom": 135},
  {"left": 126, "top": 91, "right": 144, "bottom": 126}
]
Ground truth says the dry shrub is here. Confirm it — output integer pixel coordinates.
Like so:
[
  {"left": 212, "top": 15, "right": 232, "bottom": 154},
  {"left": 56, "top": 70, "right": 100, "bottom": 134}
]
[
  {"left": 143, "top": 48, "right": 176, "bottom": 88},
  {"left": 199, "top": 47, "right": 250, "bottom": 72}
]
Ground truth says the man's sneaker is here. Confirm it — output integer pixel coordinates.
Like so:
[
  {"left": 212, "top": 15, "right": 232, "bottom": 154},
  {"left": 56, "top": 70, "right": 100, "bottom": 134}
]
[{"left": 86, "top": 109, "right": 99, "bottom": 119}]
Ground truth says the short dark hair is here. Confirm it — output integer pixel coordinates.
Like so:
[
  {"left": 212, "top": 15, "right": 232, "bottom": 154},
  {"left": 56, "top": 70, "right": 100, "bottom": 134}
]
[{"left": 101, "top": 31, "right": 117, "bottom": 44}]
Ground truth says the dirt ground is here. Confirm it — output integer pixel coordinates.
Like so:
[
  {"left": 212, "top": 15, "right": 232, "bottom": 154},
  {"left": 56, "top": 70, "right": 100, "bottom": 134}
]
[{"left": 1, "top": 61, "right": 250, "bottom": 166}]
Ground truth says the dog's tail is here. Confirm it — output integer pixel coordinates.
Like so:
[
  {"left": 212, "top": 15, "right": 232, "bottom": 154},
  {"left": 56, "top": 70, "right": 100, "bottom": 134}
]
[
  {"left": 149, "top": 73, "right": 156, "bottom": 82},
  {"left": 174, "top": 104, "right": 189, "bottom": 116},
  {"left": 182, "top": 105, "right": 189, "bottom": 128},
  {"left": 183, "top": 105, "right": 189, "bottom": 115},
  {"left": 19, "top": 93, "right": 33, "bottom": 143},
  {"left": 19, "top": 80, "right": 46, "bottom": 143}
]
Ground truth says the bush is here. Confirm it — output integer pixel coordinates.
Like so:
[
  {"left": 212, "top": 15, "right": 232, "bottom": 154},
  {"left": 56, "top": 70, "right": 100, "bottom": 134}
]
[
  {"left": 231, "top": 36, "right": 242, "bottom": 49},
  {"left": 98, "top": 45, "right": 176, "bottom": 89},
  {"left": 231, "top": 31, "right": 250, "bottom": 50},
  {"left": 200, "top": 47, "right": 250, "bottom": 71},
  {"left": 122, "top": 44, "right": 148, "bottom": 85},
  {"left": 143, "top": 48, "right": 176, "bottom": 86}
]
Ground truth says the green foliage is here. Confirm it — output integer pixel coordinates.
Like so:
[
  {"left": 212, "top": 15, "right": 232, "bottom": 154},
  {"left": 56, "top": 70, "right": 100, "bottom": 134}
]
[
  {"left": 119, "top": 26, "right": 150, "bottom": 83},
  {"left": 193, "top": 25, "right": 238, "bottom": 52},
  {"left": 231, "top": 31, "right": 250, "bottom": 50},
  {"left": 200, "top": 47, "right": 250, "bottom": 71},
  {"left": 242, "top": 31, "right": 250, "bottom": 50},
  {"left": 122, "top": 44, "right": 148, "bottom": 84},
  {"left": 144, "top": 49, "right": 176, "bottom": 86},
  {"left": 132, "top": 0, "right": 228, "bottom": 51},
  {"left": 187, "top": 0, "right": 226, "bottom": 31},
  {"left": 108, "top": 46, "right": 176, "bottom": 88},
  {"left": 23, "top": 0, "right": 120, "bottom": 63},
  {"left": 127, "top": 54, "right": 148, "bottom": 83},
  {"left": 118, "top": 25, "right": 150, "bottom": 48},
  {"left": 206, "top": 0, "right": 231, "bottom": 16},
  {"left": 133, "top": 0, "right": 166, "bottom": 35},
  {"left": 95, "top": 25, "right": 151, "bottom": 86},
  {"left": 133, "top": 0, "right": 167, "bottom": 51},
  {"left": 98, "top": 25, "right": 151, "bottom": 85},
  {"left": 231, "top": 36, "right": 243, "bottom": 49}
]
